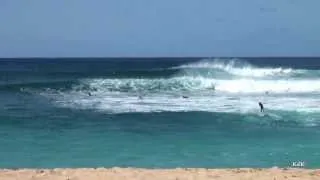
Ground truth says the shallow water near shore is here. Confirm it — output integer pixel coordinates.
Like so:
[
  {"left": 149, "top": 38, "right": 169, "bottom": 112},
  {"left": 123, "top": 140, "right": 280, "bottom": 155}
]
[{"left": 1, "top": 57, "right": 320, "bottom": 168}]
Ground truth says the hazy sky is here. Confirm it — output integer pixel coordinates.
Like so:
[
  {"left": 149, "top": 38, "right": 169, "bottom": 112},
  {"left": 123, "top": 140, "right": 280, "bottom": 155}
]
[{"left": 0, "top": 0, "right": 319, "bottom": 57}]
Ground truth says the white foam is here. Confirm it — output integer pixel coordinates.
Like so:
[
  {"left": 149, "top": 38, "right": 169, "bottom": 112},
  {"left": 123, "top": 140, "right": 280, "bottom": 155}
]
[
  {"left": 39, "top": 77, "right": 320, "bottom": 114},
  {"left": 214, "top": 79, "right": 320, "bottom": 94},
  {"left": 77, "top": 77, "right": 320, "bottom": 95},
  {"left": 45, "top": 90, "right": 320, "bottom": 115},
  {"left": 172, "top": 59, "right": 300, "bottom": 78}
]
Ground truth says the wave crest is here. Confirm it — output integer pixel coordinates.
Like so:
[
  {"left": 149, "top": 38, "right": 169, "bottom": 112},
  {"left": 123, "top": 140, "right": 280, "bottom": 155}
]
[{"left": 172, "top": 58, "right": 297, "bottom": 78}]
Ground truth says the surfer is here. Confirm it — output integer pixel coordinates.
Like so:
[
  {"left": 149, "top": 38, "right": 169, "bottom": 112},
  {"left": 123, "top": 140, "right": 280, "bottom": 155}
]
[
  {"left": 182, "top": 96, "right": 189, "bottom": 99},
  {"left": 88, "top": 92, "right": 92, "bottom": 96},
  {"left": 259, "top": 102, "right": 264, "bottom": 112}
]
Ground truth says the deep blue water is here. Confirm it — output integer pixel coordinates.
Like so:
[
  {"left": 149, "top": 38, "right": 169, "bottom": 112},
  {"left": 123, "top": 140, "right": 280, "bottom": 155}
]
[{"left": 0, "top": 57, "right": 320, "bottom": 168}]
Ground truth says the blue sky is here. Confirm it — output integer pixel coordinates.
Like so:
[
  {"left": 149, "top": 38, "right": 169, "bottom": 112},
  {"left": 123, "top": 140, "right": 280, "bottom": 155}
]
[{"left": 0, "top": 0, "right": 319, "bottom": 57}]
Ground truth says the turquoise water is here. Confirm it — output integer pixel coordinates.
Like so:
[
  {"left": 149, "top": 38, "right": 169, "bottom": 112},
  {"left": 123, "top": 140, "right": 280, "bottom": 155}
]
[{"left": 0, "top": 58, "right": 320, "bottom": 168}]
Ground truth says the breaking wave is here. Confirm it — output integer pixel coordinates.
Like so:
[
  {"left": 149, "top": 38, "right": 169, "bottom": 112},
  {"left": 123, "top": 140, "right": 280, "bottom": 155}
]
[
  {"left": 8, "top": 58, "right": 320, "bottom": 119},
  {"left": 171, "top": 58, "right": 308, "bottom": 78}
]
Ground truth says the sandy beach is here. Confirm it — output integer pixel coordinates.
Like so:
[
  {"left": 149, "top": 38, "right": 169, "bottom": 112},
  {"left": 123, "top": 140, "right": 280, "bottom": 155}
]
[{"left": 0, "top": 167, "right": 319, "bottom": 180}]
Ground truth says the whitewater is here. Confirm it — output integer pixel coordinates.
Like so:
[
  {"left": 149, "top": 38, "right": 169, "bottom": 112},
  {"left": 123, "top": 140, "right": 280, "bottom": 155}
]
[{"left": 32, "top": 59, "right": 320, "bottom": 118}]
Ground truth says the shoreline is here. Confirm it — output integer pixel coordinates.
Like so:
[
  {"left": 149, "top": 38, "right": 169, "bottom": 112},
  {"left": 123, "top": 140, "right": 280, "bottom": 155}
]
[{"left": 1, "top": 167, "right": 319, "bottom": 180}]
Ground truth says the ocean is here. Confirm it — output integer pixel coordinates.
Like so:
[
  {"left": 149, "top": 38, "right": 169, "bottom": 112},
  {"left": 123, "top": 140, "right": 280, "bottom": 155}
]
[{"left": 0, "top": 57, "right": 320, "bottom": 168}]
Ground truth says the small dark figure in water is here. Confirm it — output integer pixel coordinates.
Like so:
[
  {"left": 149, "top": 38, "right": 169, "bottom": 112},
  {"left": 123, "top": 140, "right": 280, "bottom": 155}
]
[
  {"left": 88, "top": 92, "right": 92, "bottom": 96},
  {"left": 138, "top": 95, "right": 143, "bottom": 100},
  {"left": 259, "top": 102, "right": 264, "bottom": 112},
  {"left": 182, "top": 96, "right": 189, "bottom": 99}
]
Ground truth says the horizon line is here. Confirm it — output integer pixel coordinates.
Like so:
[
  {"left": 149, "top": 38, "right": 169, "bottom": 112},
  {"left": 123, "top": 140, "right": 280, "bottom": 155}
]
[{"left": 1, "top": 56, "right": 320, "bottom": 59}]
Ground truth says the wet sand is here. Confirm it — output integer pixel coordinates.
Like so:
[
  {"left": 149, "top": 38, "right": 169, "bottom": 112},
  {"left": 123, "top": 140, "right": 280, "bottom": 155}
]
[{"left": 1, "top": 167, "right": 319, "bottom": 180}]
